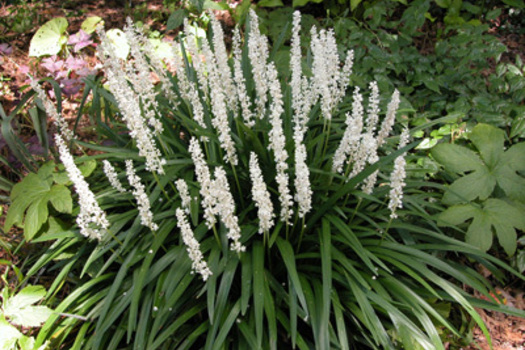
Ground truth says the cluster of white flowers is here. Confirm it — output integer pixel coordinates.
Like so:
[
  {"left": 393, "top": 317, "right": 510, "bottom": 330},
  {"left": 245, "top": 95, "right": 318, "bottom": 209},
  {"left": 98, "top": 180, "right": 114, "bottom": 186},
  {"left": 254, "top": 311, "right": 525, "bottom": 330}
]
[
  {"left": 183, "top": 20, "right": 209, "bottom": 98},
  {"left": 377, "top": 89, "right": 400, "bottom": 147},
  {"left": 310, "top": 26, "right": 353, "bottom": 120},
  {"left": 232, "top": 27, "right": 254, "bottom": 127},
  {"left": 124, "top": 18, "right": 163, "bottom": 135},
  {"left": 332, "top": 87, "right": 364, "bottom": 174},
  {"left": 189, "top": 138, "right": 244, "bottom": 252},
  {"left": 125, "top": 159, "right": 158, "bottom": 231},
  {"left": 267, "top": 63, "right": 294, "bottom": 223},
  {"left": 388, "top": 128, "right": 410, "bottom": 219},
  {"left": 189, "top": 138, "right": 217, "bottom": 228},
  {"left": 30, "top": 78, "right": 74, "bottom": 141},
  {"left": 175, "top": 178, "right": 192, "bottom": 212},
  {"left": 128, "top": 18, "right": 179, "bottom": 108},
  {"left": 210, "top": 14, "right": 237, "bottom": 113},
  {"left": 97, "top": 27, "right": 166, "bottom": 175},
  {"left": 176, "top": 208, "right": 212, "bottom": 281},
  {"left": 247, "top": 9, "right": 270, "bottom": 118},
  {"left": 213, "top": 167, "right": 245, "bottom": 253},
  {"left": 249, "top": 153, "right": 275, "bottom": 234},
  {"left": 170, "top": 44, "right": 207, "bottom": 132},
  {"left": 102, "top": 160, "right": 127, "bottom": 193},
  {"left": 201, "top": 38, "right": 238, "bottom": 165},
  {"left": 56, "top": 134, "right": 109, "bottom": 240}
]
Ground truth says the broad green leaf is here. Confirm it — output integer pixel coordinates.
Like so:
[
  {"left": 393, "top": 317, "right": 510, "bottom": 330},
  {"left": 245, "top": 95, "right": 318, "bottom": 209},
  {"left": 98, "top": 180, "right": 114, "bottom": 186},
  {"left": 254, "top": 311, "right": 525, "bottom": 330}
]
[
  {"left": 469, "top": 124, "right": 505, "bottom": 169},
  {"left": 440, "top": 199, "right": 525, "bottom": 255},
  {"left": 442, "top": 168, "right": 495, "bottom": 204},
  {"left": 504, "top": 143, "right": 525, "bottom": 172},
  {"left": 258, "top": 0, "right": 284, "bottom": 7},
  {"left": 0, "top": 316, "right": 23, "bottom": 349},
  {"left": 24, "top": 198, "right": 49, "bottom": 240},
  {"left": 485, "top": 199, "right": 525, "bottom": 255},
  {"left": 5, "top": 173, "right": 50, "bottom": 232},
  {"left": 351, "top": 0, "right": 363, "bottom": 11},
  {"left": 47, "top": 184, "right": 72, "bottom": 214},
  {"left": 502, "top": 0, "right": 525, "bottom": 8},
  {"left": 81, "top": 16, "right": 103, "bottom": 34},
  {"left": 166, "top": 9, "right": 188, "bottom": 31},
  {"left": 3, "top": 285, "right": 53, "bottom": 328},
  {"left": 431, "top": 143, "right": 483, "bottom": 174},
  {"left": 29, "top": 17, "right": 68, "bottom": 57},
  {"left": 79, "top": 159, "right": 97, "bottom": 177},
  {"left": 438, "top": 204, "right": 478, "bottom": 226},
  {"left": 466, "top": 211, "right": 493, "bottom": 252},
  {"left": 106, "top": 29, "right": 129, "bottom": 60},
  {"left": 495, "top": 165, "right": 525, "bottom": 202}
]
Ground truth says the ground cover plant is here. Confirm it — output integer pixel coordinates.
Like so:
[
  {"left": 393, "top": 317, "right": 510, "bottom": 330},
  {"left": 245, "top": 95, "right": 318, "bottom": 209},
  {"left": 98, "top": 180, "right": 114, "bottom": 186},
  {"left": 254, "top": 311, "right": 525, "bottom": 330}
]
[{"left": 5, "top": 7, "right": 524, "bottom": 349}]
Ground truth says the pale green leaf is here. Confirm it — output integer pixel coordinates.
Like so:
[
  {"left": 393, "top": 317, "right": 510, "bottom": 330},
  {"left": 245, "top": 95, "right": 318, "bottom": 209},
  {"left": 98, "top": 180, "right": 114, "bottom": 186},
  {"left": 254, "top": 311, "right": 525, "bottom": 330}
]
[
  {"left": 431, "top": 143, "right": 484, "bottom": 174},
  {"left": 79, "top": 159, "right": 97, "bottom": 178},
  {"left": 469, "top": 123, "right": 505, "bottom": 169},
  {"left": 4, "top": 285, "right": 46, "bottom": 310},
  {"left": 5, "top": 305, "right": 53, "bottom": 328},
  {"left": 0, "top": 316, "right": 23, "bottom": 349},
  {"left": 81, "top": 16, "right": 103, "bottom": 34},
  {"left": 106, "top": 29, "right": 129, "bottom": 60},
  {"left": 351, "top": 0, "right": 363, "bottom": 11},
  {"left": 47, "top": 185, "right": 72, "bottom": 214},
  {"left": 3, "top": 286, "right": 53, "bottom": 327},
  {"left": 29, "top": 17, "right": 68, "bottom": 57}
]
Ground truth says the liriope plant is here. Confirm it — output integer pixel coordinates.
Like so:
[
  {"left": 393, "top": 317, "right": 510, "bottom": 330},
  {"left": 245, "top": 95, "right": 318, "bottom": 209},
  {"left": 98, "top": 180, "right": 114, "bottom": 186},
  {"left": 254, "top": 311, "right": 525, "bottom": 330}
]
[{"left": 26, "top": 10, "right": 524, "bottom": 350}]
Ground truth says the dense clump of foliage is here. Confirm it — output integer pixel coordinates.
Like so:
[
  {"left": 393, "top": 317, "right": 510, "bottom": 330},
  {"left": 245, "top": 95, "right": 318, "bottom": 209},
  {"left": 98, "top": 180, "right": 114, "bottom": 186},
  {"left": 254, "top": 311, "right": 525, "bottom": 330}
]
[
  {"left": 2, "top": 1, "right": 525, "bottom": 349},
  {"left": 3, "top": 8, "right": 523, "bottom": 350}
]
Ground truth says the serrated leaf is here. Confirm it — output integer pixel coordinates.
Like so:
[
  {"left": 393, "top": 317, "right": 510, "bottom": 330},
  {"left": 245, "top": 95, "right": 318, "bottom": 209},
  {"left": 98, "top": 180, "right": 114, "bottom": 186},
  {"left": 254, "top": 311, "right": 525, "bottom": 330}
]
[
  {"left": 466, "top": 212, "right": 492, "bottom": 252},
  {"left": 438, "top": 204, "right": 478, "bottom": 226},
  {"left": 431, "top": 143, "right": 484, "bottom": 174},
  {"left": 29, "top": 17, "right": 68, "bottom": 57},
  {"left": 4, "top": 285, "right": 44, "bottom": 313},
  {"left": 441, "top": 199, "right": 525, "bottom": 255},
  {"left": 5, "top": 305, "right": 53, "bottom": 328},
  {"left": 81, "top": 16, "right": 103, "bottom": 34},
  {"left": 47, "top": 185, "right": 72, "bottom": 213},
  {"left": 495, "top": 165, "right": 525, "bottom": 202},
  {"left": 5, "top": 173, "right": 50, "bottom": 232},
  {"left": 442, "top": 168, "right": 495, "bottom": 204},
  {"left": 469, "top": 124, "right": 505, "bottom": 168},
  {"left": 3, "top": 286, "right": 53, "bottom": 328},
  {"left": 502, "top": 142, "right": 525, "bottom": 172},
  {"left": 0, "top": 316, "right": 23, "bottom": 349}
]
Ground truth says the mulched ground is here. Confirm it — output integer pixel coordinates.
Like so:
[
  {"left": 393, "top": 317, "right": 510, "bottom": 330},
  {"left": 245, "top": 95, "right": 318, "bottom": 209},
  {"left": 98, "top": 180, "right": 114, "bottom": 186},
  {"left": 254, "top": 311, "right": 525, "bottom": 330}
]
[{"left": 1, "top": 1, "right": 524, "bottom": 349}]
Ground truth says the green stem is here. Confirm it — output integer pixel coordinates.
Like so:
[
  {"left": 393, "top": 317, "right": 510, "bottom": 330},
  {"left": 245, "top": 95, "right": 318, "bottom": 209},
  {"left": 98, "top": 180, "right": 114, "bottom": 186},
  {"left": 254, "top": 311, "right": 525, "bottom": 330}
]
[
  {"left": 230, "top": 162, "right": 244, "bottom": 208},
  {"left": 152, "top": 171, "right": 170, "bottom": 201}
]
